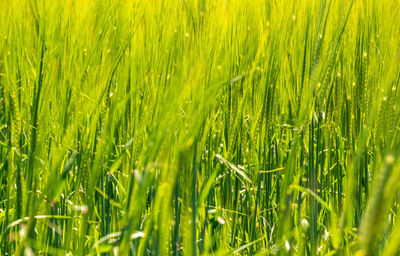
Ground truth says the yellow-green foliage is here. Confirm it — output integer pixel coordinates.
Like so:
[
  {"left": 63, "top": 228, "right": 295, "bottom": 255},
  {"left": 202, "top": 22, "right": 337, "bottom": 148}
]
[{"left": 0, "top": 0, "right": 400, "bottom": 255}]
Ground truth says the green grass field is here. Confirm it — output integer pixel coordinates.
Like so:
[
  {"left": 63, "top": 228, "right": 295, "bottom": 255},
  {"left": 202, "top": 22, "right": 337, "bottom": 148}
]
[{"left": 1, "top": 0, "right": 400, "bottom": 255}]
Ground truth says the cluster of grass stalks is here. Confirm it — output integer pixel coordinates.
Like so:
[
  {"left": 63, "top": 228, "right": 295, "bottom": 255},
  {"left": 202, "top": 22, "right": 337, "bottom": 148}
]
[{"left": 1, "top": 0, "right": 400, "bottom": 255}]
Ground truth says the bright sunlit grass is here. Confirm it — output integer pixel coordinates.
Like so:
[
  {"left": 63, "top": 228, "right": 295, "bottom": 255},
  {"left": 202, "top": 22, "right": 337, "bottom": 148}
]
[{"left": 1, "top": 0, "right": 400, "bottom": 255}]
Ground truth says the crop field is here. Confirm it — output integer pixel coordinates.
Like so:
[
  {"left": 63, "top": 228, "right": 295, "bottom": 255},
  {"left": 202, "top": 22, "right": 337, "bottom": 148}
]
[{"left": 1, "top": 0, "right": 400, "bottom": 255}]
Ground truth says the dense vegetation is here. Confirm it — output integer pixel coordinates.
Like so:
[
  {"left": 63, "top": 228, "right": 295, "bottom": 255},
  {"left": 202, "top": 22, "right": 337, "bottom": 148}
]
[{"left": 1, "top": 0, "right": 400, "bottom": 255}]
